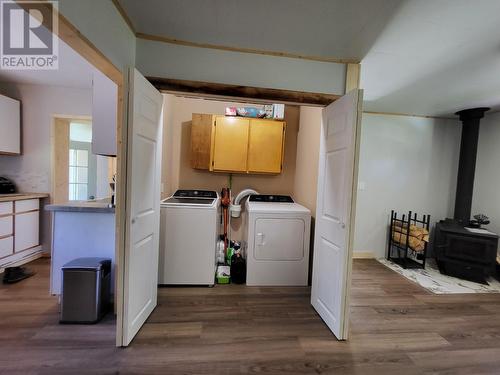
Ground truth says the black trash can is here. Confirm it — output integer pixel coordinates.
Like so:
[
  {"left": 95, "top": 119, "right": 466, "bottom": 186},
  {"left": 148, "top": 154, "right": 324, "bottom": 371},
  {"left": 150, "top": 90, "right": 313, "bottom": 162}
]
[{"left": 60, "top": 257, "right": 111, "bottom": 324}]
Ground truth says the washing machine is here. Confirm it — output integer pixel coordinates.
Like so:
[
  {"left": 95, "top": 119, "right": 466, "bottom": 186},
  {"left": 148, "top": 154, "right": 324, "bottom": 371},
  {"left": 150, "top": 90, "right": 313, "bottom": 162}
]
[
  {"left": 159, "top": 190, "right": 220, "bottom": 285},
  {"left": 245, "top": 195, "right": 311, "bottom": 286}
]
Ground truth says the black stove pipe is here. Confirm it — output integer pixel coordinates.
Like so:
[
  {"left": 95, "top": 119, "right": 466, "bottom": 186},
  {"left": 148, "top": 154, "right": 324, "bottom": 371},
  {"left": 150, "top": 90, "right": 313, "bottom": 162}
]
[{"left": 453, "top": 107, "right": 489, "bottom": 224}]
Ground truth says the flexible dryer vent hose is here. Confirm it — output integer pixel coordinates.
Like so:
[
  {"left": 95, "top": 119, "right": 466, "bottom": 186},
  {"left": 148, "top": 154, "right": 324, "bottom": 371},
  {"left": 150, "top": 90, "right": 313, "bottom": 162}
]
[{"left": 230, "top": 189, "right": 259, "bottom": 218}]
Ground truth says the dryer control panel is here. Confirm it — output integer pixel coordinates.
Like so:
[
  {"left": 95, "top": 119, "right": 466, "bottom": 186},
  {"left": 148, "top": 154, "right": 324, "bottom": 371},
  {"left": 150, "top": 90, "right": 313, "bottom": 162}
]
[{"left": 248, "top": 195, "right": 294, "bottom": 203}]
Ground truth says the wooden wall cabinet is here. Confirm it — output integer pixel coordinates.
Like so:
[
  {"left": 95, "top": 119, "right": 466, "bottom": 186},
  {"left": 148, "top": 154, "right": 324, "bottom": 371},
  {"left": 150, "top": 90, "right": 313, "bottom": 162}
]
[
  {"left": 247, "top": 119, "right": 285, "bottom": 174},
  {"left": 190, "top": 114, "right": 286, "bottom": 174},
  {"left": 0, "top": 94, "right": 21, "bottom": 155},
  {"left": 212, "top": 117, "right": 250, "bottom": 172}
]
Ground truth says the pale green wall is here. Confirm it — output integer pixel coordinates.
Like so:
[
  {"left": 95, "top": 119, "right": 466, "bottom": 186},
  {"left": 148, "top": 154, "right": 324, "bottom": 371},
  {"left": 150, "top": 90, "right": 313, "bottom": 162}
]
[
  {"left": 472, "top": 111, "right": 500, "bottom": 254},
  {"left": 354, "top": 113, "right": 461, "bottom": 258},
  {"left": 58, "top": 0, "right": 136, "bottom": 72},
  {"left": 58, "top": 2, "right": 346, "bottom": 94},
  {"left": 136, "top": 38, "right": 346, "bottom": 94}
]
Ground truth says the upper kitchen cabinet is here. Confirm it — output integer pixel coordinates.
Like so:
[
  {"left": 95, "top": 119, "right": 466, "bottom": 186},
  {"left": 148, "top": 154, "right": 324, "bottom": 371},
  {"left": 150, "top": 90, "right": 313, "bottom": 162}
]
[
  {"left": 190, "top": 114, "right": 286, "bottom": 174},
  {"left": 212, "top": 117, "right": 250, "bottom": 172},
  {"left": 0, "top": 94, "right": 21, "bottom": 155},
  {"left": 247, "top": 119, "right": 285, "bottom": 174},
  {"left": 92, "top": 70, "right": 117, "bottom": 156}
]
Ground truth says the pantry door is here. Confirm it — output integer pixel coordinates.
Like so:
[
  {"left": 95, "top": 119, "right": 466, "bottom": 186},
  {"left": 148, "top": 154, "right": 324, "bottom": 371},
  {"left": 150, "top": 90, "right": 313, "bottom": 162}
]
[
  {"left": 117, "top": 68, "right": 163, "bottom": 346},
  {"left": 311, "top": 89, "right": 363, "bottom": 340}
]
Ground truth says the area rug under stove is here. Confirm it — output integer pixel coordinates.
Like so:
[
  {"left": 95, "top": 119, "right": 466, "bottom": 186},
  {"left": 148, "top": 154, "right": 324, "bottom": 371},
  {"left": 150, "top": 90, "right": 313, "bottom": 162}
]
[{"left": 377, "top": 258, "right": 500, "bottom": 294}]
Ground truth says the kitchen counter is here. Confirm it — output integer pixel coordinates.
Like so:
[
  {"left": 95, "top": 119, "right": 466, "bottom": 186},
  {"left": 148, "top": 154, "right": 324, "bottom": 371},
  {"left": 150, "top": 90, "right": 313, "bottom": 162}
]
[
  {"left": 45, "top": 199, "right": 115, "bottom": 213},
  {"left": 48, "top": 198, "right": 115, "bottom": 295},
  {"left": 0, "top": 193, "right": 49, "bottom": 202}
]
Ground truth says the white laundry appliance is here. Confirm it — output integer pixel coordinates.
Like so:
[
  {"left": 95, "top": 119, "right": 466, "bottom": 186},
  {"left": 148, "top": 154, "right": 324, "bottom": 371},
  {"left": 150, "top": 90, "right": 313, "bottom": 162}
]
[
  {"left": 245, "top": 195, "right": 311, "bottom": 286},
  {"left": 159, "top": 190, "right": 220, "bottom": 285}
]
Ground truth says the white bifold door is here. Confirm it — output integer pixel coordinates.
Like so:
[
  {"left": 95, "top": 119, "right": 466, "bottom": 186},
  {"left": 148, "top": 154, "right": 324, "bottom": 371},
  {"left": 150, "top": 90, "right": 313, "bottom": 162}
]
[
  {"left": 311, "top": 89, "right": 363, "bottom": 340},
  {"left": 117, "top": 68, "right": 163, "bottom": 346}
]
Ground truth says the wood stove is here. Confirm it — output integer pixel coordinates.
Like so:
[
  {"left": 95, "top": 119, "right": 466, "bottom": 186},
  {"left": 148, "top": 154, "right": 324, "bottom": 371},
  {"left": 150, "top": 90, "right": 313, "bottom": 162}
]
[{"left": 435, "top": 107, "right": 499, "bottom": 283}]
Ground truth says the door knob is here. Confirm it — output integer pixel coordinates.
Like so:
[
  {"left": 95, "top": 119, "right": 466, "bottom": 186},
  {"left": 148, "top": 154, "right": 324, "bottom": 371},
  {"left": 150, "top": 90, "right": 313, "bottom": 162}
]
[
  {"left": 131, "top": 217, "right": 136, "bottom": 224},
  {"left": 341, "top": 222, "right": 346, "bottom": 229}
]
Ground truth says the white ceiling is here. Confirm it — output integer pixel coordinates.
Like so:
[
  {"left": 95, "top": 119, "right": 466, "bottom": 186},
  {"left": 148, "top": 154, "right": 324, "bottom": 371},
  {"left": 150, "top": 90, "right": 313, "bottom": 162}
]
[
  {"left": 0, "top": 38, "right": 96, "bottom": 89},
  {"left": 119, "top": 0, "right": 500, "bottom": 117},
  {"left": 118, "top": 0, "right": 403, "bottom": 61},
  {"left": 361, "top": 0, "right": 500, "bottom": 116}
]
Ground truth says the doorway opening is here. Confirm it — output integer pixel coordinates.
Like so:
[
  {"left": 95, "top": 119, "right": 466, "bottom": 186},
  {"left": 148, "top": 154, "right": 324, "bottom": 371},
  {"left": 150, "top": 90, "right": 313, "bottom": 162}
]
[
  {"left": 0, "top": 2, "right": 123, "bottom": 352},
  {"left": 119, "top": 83, "right": 362, "bottom": 345}
]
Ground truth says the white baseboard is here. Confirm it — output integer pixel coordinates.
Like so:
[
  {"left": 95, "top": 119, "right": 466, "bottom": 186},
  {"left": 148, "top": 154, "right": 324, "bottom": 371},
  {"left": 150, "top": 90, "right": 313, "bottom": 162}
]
[
  {"left": 353, "top": 251, "right": 375, "bottom": 259},
  {"left": 0, "top": 247, "right": 44, "bottom": 273}
]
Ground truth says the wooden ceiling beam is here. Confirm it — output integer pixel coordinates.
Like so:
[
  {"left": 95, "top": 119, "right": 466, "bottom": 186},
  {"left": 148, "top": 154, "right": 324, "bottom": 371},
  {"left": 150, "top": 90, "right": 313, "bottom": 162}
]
[
  {"left": 147, "top": 77, "right": 340, "bottom": 106},
  {"left": 111, "top": 0, "right": 136, "bottom": 34},
  {"left": 137, "top": 33, "right": 359, "bottom": 65}
]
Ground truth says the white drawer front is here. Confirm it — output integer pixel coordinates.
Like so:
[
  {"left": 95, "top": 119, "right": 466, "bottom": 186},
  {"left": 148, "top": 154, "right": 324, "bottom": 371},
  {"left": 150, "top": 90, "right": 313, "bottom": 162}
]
[
  {"left": 14, "top": 211, "right": 39, "bottom": 252},
  {"left": 0, "top": 236, "right": 13, "bottom": 258},
  {"left": 0, "top": 201, "right": 13, "bottom": 216},
  {"left": 15, "top": 199, "right": 39, "bottom": 213},
  {"left": 0, "top": 215, "right": 13, "bottom": 237}
]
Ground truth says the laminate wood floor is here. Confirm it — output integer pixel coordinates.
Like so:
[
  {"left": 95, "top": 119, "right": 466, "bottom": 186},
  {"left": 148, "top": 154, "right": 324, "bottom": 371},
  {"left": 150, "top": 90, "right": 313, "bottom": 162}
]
[{"left": 1, "top": 258, "right": 500, "bottom": 374}]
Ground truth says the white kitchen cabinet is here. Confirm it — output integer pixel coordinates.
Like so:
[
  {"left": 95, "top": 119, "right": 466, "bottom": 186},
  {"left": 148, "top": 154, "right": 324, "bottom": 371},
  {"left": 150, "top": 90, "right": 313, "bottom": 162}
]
[
  {"left": 14, "top": 211, "right": 39, "bottom": 252},
  {"left": 0, "top": 195, "right": 46, "bottom": 269},
  {"left": 15, "top": 198, "right": 39, "bottom": 212},
  {"left": 0, "top": 94, "right": 21, "bottom": 155},
  {"left": 0, "top": 201, "right": 13, "bottom": 215},
  {"left": 0, "top": 236, "right": 13, "bottom": 259},
  {"left": 0, "top": 215, "right": 13, "bottom": 237},
  {"left": 92, "top": 70, "right": 118, "bottom": 156}
]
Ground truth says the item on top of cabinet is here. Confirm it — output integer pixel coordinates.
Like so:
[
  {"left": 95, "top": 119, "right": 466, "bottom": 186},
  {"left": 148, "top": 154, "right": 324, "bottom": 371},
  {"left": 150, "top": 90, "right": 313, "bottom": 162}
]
[
  {"left": 272, "top": 104, "right": 285, "bottom": 120},
  {"left": 225, "top": 107, "right": 237, "bottom": 116},
  {"left": 230, "top": 253, "right": 246, "bottom": 284},
  {"left": 0, "top": 176, "right": 16, "bottom": 194},
  {"left": 216, "top": 265, "right": 230, "bottom": 284},
  {"left": 236, "top": 107, "right": 266, "bottom": 118},
  {"left": 264, "top": 104, "right": 274, "bottom": 119}
]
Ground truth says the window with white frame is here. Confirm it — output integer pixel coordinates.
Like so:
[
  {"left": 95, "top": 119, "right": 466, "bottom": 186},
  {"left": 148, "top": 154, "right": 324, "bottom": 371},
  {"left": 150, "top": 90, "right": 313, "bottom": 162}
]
[{"left": 68, "top": 148, "right": 89, "bottom": 200}]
